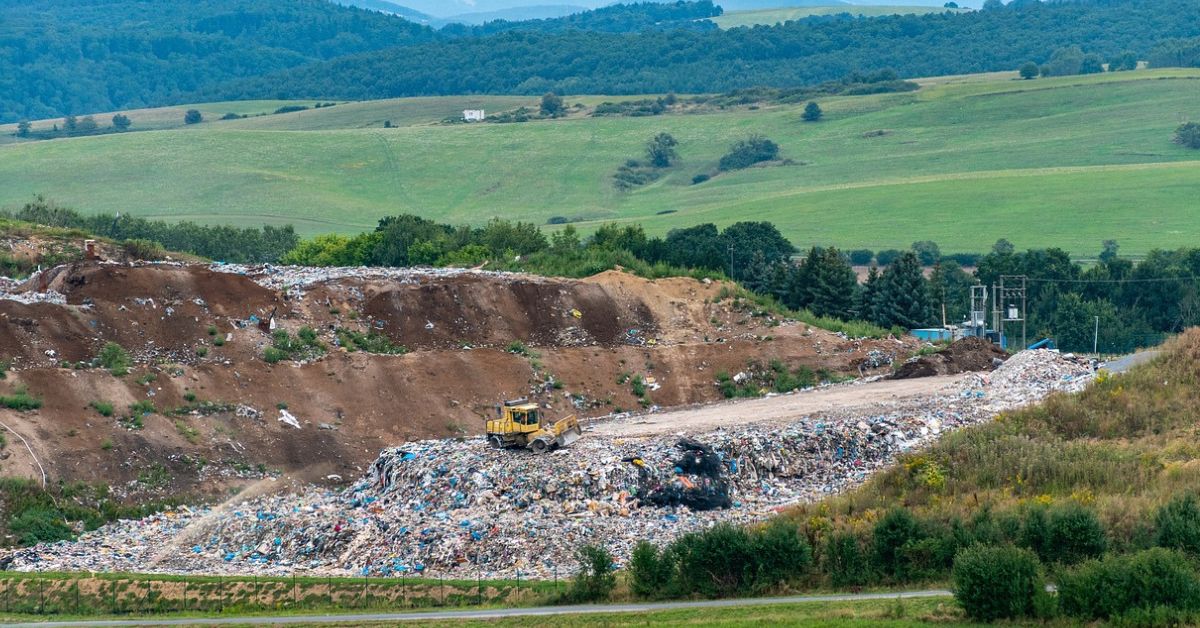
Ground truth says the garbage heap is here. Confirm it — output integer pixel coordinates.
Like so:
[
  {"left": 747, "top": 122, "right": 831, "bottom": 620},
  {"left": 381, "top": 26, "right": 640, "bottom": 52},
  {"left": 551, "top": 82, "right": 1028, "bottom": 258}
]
[{"left": 7, "top": 350, "right": 1094, "bottom": 579}]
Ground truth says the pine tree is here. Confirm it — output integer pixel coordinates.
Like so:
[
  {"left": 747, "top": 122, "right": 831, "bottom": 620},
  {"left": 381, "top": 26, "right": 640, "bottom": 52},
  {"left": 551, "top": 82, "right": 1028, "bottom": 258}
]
[
  {"left": 808, "top": 247, "right": 857, "bottom": 319},
  {"left": 856, "top": 266, "right": 883, "bottom": 323},
  {"left": 877, "top": 252, "right": 933, "bottom": 329}
]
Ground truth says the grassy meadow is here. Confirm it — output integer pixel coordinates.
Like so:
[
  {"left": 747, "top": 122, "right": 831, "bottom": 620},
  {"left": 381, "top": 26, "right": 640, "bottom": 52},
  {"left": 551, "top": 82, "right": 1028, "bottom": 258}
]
[
  {"left": 711, "top": 5, "right": 967, "bottom": 29},
  {"left": 0, "top": 70, "right": 1197, "bottom": 254}
]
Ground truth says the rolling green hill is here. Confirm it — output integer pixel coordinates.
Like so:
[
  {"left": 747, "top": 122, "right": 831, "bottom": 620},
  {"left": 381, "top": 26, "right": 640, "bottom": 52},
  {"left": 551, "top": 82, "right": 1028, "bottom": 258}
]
[
  {"left": 710, "top": 4, "right": 966, "bottom": 29},
  {"left": 1, "top": 70, "right": 1198, "bottom": 255}
]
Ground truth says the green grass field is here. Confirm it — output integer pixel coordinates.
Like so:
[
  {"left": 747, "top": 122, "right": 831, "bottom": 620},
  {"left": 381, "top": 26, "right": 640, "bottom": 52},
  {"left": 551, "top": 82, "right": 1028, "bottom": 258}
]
[
  {"left": 0, "top": 69, "right": 1197, "bottom": 255},
  {"left": 711, "top": 4, "right": 967, "bottom": 28}
]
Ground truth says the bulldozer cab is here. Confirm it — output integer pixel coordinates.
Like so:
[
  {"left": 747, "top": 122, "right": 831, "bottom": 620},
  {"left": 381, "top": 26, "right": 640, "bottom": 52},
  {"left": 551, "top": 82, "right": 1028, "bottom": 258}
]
[{"left": 486, "top": 399, "right": 582, "bottom": 453}]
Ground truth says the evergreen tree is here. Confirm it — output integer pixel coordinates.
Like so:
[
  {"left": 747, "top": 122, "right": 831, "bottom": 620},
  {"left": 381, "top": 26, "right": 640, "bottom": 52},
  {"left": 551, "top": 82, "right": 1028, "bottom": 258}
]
[
  {"left": 184, "top": 109, "right": 203, "bottom": 124},
  {"left": 802, "top": 101, "right": 822, "bottom": 122},
  {"left": 876, "top": 252, "right": 933, "bottom": 329},
  {"left": 741, "top": 250, "right": 770, "bottom": 291},
  {"left": 807, "top": 247, "right": 857, "bottom": 319},
  {"left": 15, "top": 120, "right": 30, "bottom": 137},
  {"left": 856, "top": 266, "right": 882, "bottom": 322},
  {"left": 112, "top": 114, "right": 132, "bottom": 130}
]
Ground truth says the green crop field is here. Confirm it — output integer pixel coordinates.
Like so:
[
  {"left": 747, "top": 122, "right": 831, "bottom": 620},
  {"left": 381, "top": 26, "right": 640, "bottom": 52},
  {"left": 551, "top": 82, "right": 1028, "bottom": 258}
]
[
  {"left": 0, "top": 69, "right": 1197, "bottom": 255},
  {"left": 710, "top": 4, "right": 967, "bottom": 29}
]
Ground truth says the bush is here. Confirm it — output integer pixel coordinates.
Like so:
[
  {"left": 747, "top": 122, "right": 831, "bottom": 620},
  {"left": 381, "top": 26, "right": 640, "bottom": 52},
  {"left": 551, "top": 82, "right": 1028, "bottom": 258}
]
[
  {"left": 673, "top": 524, "right": 758, "bottom": 597},
  {"left": 1058, "top": 548, "right": 1200, "bottom": 620},
  {"left": 848, "top": 249, "right": 874, "bottom": 265},
  {"left": 750, "top": 522, "right": 813, "bottom": 590},
  {"left": 873, "top": 508, "right": 922, "bottom": 580},
  {"left": 692, "top": 173, "right": 710, "bottom": 184},
  {"left": 825, "top": 531, "right": 870, "bottom": 587},
  {"left": 263, "top": 347, "right": 287, "bottom": 364},
  {"left": 1175, "top": 122, "right": 1200, "bottom": 149},
  {"left": 1018, "top": 505, "right": 1052, "bottom": 560},
  {"left": 9, "top": 507, "right": 74, "bottom": 545},
  {"left": 718, "top": 135, "right": 780, "bottom": 171},
  {"left": 566, "top": 544, "right": 616, "bottom": 602},
  {"left": 629, "top": 540, "right": 674, "bottom": 598},
  {"left": 1156, "top": 494, "right": 1200, "bottom": 555},
  {"left": 91, "top": 401, "right": 114, "bottom": 417},
  {"left": 1046, "top": 503, "right": 1107, "bottom": 564},
  {"left": 184, "top": 109, "right": 202, "bottom": 124},
  {"left": 97, "top": 342, "right": 132, "bottom": 376},
  {"left": 0, "top": 386, "right": 42, "bottom": 411},
  {"left": 875, "top": 249, "right": 903, "bottom": 266},
  {"left": 952, "top": 544, "right": 1045, "bottom": 622},
  {"left": 122, "top": 238, "right": 165, "bottom": 260}
]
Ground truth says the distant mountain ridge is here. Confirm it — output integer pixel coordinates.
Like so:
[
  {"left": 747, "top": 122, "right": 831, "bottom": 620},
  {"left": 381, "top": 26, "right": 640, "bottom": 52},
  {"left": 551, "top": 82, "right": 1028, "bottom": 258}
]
[{"left": 330, "top": 0, "right": 433, "bottom": 22}]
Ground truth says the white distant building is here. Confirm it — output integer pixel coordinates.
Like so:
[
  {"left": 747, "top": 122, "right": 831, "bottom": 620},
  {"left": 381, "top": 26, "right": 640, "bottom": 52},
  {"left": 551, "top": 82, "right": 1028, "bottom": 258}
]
[{"left": 463, "top": 109, "right": 485, "bottom": 122}]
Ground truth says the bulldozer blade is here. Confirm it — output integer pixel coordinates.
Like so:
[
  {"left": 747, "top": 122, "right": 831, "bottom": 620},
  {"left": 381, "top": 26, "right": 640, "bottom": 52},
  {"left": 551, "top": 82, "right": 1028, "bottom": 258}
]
[{"left": 557, "top": 429, "right": 581, "bottom": 447}]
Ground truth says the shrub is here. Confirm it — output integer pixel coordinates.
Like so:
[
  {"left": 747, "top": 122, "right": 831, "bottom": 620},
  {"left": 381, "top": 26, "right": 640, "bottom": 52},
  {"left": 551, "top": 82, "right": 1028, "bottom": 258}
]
[
  {"left": 128, "top": 400, "right": 156, "bottom": 416},
  {"left": 97, "top": 342, "right": 132, "bottom": 376},
  {"left": 1156, "top": 494, "right": 1200, "bottom": 556},
  {"left": 122, "top": 238, "right": 165, "bottom": 260},
  {"left": 91, "top": 401, "right": 114, "bottom": 417},
  {"left": 825, "top": 531, "right": 870, "bottom": 588},
  {"left": 1175, "top": 122, "right": 1200, "bottom": 149},
  {"left": 184, "top": 109, "right": 202, "bottom": 124},
  {"left": 1058, "top": 548, "right": 1200, "bottom": 620},
  {"left": 848, "top": 249, "right": 874, "bottom": 265},
  {"left": 263, "top": 347, "right": 287, "bottom": 364},
  {"left": 718, "top": 134, "right": 780, "bottom": 171},
  {"left": 1047, "top": 503, "right": 1107, "bottom": 564},
  {"left": 673, "top": 524, "right": 756, "bottom": 597},
  {"left": 952, "top": 544, "right": 1045, "bottom": 622},
  {"left": 566, "top": 544, "right": 616, "bottom": 603},
  {"left": 0, "top": 386, "right": 41, "bottom": 411},
  {"left": 195, "top": 346, "right": 208, "bottom": 357},
  {"left": 692, "top": 173, "right": 710, "bottom": 184},
  {"left": 875, "top": 249, "right": 903, "bottom": 266},
  {"left": 1018, "top": 505, "right": 1052, "bottom": 561},
  {"left": 629, "top": 540, "right": 674, "bottom": 598},
  {"left": 873, "top": 508, "right": 922, "bottom": 580},
  {"left": 9, "top": 507, "right": 74, "bottom": 545},
  {"left": 750, "top": 522, "right": 812, "bottom": 590}
]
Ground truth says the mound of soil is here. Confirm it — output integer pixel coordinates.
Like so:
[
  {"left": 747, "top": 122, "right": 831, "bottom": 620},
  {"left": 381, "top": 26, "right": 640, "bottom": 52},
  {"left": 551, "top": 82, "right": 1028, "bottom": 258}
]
[{"left": 892, "top": 336, "right": 1008, "bottom": 379}]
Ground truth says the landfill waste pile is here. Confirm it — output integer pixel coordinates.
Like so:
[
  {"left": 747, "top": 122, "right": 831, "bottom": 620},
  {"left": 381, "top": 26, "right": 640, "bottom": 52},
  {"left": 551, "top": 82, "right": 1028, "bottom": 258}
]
[
  {"left": 892, "top": 337, "right": 1010, "bottom": 379},
  {"left": 7, "top": 349, "right": 1094, "bottom": 579}
]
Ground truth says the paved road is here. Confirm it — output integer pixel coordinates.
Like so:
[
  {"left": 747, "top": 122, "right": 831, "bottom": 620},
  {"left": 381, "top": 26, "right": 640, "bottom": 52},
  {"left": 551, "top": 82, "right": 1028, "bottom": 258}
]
[
  {"left": 1102, "top": 350, "right": 1161, "bottom": 374},
  {"left": 1, "top": 589, "right": 953, "bottom": 627}
]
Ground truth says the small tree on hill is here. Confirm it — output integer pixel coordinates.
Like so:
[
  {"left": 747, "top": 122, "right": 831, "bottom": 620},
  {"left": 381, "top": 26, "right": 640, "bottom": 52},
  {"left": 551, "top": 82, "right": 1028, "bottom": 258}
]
[
  {"left": 1175, "top": 122, "right": 1200, "bottom": 149},
  {"left": 802, "top": 101, "right": 823, "bottom": 122},
  {"left": 1019, "top": 61, "right": 1039, "bottom": 79},
  {"left": 718, "top": 134, "right": 780, "bottom": 171},
  {"left": 540, "top": 92, "right": 565, "bottom": 117},
  {"left": 184, "top": 109, "right": 203, "bottom": 125},
  {"left": 77, "top": 116, "right": 98, "bottom": 133},
  {"left": 15, "top": 121, "right": 30, "bottom": 137},
  {"left": 646, "top": 132, "right": 678, "bottom": 168},
  {"left": 63, "top": 115, "right": 78, "bottom": 135},
  {"left": 1080, "top": 54, "right": 1105, "bottom": 74},
  {"left": 112, "top": 114, "right": 132, "bottom": 131},
  {"left": 1108, "top": 51, "right": 1138, "bottom": 71}
]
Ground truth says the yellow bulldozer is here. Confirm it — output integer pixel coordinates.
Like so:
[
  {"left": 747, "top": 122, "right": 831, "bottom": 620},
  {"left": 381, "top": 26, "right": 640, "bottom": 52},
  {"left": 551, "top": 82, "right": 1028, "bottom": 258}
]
[{"left": 485, "top": 399, "right": 582, "bottom": 454}]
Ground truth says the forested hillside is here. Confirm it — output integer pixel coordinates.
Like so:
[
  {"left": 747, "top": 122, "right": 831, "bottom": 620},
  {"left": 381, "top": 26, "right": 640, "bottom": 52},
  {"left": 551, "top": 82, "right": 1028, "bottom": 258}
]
[
  {"left": 220, "top": 0, "right": 1199, "bottom": 100},
  {"left": 0, "top": 0, "right": 435, "bottom": 122},
  {"left": 3, "top": 0, "right": 1200, "bottom": 123}
]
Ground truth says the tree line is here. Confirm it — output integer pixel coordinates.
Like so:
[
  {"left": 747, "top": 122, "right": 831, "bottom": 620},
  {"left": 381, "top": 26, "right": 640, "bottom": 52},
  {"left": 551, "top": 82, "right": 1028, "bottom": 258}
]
[
  {"left": 210, "top": 0, "right": 1200, "bottom": 104},
  {"left": 6, "top": 0, "right": 1200, "bottom": 123},
  {"left": 3, "top": 197, "right": 1193, "bottom": 354},
  {"left": 2, "top": 198, "right": 298, "bottom": 264}
]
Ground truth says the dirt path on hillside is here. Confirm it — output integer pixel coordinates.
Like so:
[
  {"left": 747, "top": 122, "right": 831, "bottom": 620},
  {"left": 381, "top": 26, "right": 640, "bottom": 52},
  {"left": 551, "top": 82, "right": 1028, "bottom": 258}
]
[{"left": 589, "top": 373, "right": 969, "bottom": 437}]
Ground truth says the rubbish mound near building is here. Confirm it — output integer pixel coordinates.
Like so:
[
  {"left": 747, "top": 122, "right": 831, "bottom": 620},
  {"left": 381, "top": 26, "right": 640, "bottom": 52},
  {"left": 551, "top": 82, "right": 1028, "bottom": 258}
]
[
  {"left": 892, "top": 336, "right": 1010, "bottom": 379},
  {"left": 6, "top": 349, "right": 1094, "bottom": 579}
]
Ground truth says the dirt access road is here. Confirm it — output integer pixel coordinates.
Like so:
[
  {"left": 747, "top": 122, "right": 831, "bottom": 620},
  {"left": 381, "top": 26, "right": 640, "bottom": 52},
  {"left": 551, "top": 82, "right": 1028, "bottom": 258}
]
[{"left": 589, "top": 373, "right": 969, "bottom": 437}]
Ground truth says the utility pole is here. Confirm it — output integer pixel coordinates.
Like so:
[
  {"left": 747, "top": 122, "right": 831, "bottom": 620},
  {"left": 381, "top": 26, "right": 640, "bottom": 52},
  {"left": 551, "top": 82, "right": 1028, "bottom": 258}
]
[
  {"left": 728, "top": 244, "right": 735, "bottom": 280},
  {"left": 1094, "top": 316, "right": 1100, "bottom": 354}
]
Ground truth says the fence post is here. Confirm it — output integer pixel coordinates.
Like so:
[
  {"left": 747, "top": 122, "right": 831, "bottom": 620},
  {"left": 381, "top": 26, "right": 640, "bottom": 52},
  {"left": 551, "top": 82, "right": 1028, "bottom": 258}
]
[
  {"left": 439, "top": 574, "right": 444, "bottom": 607},
  {"left": 37, "top": 575, "right": 43, "bottom": 615},
  {"left": 477, "top": 570, "right": 481, "bottom": 606},
  {"left": 362, "top": 574, "right": 368, "bottom": 609},
  {"left": 292, "top": 574, "right": 297, "bottom": 608},
  {"left": 144, "top": 579, "right": 151, "bottom": 614},
  {"left": 74, "top": 579, "right": 80, "bottom": 614},
  {"left": 111, "top": 579, "right": 118, "bottom": 614},
  {"left": 516, "top": 570, "right": 520, "bottom": 602},
  {"left": 327, "top": 576, "right": 333, "bottom": 608},
  {"left": 254, "top": 575, "right": 259, "bottom": 609}
]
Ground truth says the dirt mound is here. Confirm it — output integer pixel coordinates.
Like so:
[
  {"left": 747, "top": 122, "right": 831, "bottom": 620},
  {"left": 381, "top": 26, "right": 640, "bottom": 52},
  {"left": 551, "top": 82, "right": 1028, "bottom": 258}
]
[{"left": 892, "top": 336, "right": 1008, "bottom": 379}]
